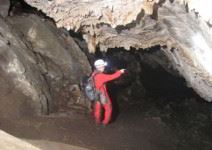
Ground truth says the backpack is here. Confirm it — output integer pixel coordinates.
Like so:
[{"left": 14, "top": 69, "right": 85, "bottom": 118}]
[{"left": 84, "top": 73, "right": 100, "bottom": 101}]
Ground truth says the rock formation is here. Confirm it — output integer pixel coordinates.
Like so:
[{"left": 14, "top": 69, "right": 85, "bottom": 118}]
[
  {"left": 0, "top": 10, "right": 91, "bottom": 117},
  {"left": 23, "top": 0, "right": 212, "bottom": 102},
  {"left": 0, "top": 16, "right": 50, "bottom": 117},
  {"left": 0, "top": 129, "right": 88, "bottom": 150},
  {"left": 0, "top": 130, "right": 40, "bottom": 150}
]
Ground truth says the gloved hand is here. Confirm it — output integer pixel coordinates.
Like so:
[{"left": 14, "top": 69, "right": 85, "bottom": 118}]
[{"left": 120, "top": 69, "right": 126, "bottom": 73}]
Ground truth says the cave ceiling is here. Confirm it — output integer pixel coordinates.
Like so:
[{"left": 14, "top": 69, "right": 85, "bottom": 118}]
[{"left": 23, "top": 0, "right": 212, "bottom": 52}]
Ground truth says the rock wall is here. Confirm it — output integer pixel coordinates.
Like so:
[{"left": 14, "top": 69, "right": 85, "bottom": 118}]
[
  {"left": 0, "top": 16, "right": 50, "bottom": 117},
  {"left": 0, "top": 11, "right": 91, "bottom": 117}
]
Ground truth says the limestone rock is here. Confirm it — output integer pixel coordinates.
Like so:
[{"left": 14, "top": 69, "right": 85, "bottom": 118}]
[
  {"left": 23, "top": 0, "right": 212, "bottom": 30},
  {"left": 0, "top": 130, "right": 40, "bottom": 150},
  {"left": 8, "top": 14, "right": 91, "bottom": 82},
  {"left": 0, "top": 130, "right": 88, "bottom": 150},
  {"left": 8, "top": 14, "right": 91, "bottom": 111},
  {"left": 0, "top": 16, "right": 50, "bottom": 117},
  {"left": 24, "top": 0, "right": 147, "bottom": 30},
  {"left": 0, "top": 13, "right": 91, "bottom": 117}
]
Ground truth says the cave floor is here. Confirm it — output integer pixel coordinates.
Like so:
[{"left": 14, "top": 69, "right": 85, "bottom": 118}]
[
  {"left": 0, "top": 106, "right": 177, "bottom": 150},
  {"left": 0, "top": 96, "right": 212, "bottom": 150}
]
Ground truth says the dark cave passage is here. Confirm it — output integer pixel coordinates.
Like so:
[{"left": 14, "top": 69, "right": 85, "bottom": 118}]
[
  {"left": 93, "top": 46, "right": 197, "bottom": 101},
  {"left": 88, "top": 46, "right": 212, "bottom": 150}
]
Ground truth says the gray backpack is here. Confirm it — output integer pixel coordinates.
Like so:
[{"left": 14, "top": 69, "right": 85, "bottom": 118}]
[{"left": 84, "top": 73, "right": 100, "bottom": 101}]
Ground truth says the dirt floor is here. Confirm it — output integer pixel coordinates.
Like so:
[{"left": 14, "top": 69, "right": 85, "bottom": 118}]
[
  {"left": 0, "top": 94, "right": 212, "bottom": 150},
  {"left": 0, "top": 105, "right": 177, "bottom": 150}
]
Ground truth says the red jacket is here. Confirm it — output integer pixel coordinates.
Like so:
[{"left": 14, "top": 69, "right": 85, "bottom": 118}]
[{"left": 93, "top": 70, "right": 122, "bottom": 101}]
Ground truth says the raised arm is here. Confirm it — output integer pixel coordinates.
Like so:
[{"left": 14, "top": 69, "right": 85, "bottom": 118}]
[{"left": 99, "top": 70, "right": 122, "bottom": 83}]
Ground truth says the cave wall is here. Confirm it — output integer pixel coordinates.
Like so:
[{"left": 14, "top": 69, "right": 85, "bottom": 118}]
[
  {"left": 0, "top": 16, "right": 50, "bottom": 117},
  {"left": 0, "top": 7, "right": 91, "bottom": 117}
]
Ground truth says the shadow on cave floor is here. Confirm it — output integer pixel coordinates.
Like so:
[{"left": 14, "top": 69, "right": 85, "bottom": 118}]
[{"left": 0, "top": 47, "right": 212, "bottom": 150}]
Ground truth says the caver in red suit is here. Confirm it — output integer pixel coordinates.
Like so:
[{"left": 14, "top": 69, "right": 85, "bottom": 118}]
[{"left": 92, "top": 59, "right": 125, "bottom": 125}]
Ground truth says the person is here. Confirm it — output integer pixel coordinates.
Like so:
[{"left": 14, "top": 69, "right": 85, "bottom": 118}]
[{"left": 92, "top": 59, "right": 125, "bottom": 125}]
